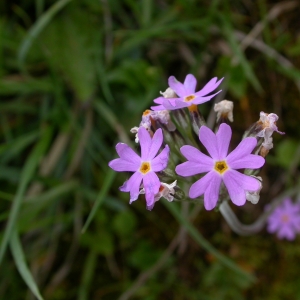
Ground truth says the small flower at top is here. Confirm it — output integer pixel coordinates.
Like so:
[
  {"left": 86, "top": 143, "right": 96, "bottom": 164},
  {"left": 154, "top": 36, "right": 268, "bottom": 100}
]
[
  {"left": 267, "top": 198, "right": 300, "bottom": 240},
  {"left": 175, "top": 123, "right": 265, "bottom": 210},
  {"left": 151, "top": 74, "right": 223, "bottom": 111},
  {"left": 108, "top": 127, "right": 169, "bottom": 210}
]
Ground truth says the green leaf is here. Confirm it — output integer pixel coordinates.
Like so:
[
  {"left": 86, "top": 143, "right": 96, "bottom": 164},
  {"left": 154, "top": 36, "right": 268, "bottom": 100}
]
[{"left": 10, "top": 229, "right": 44, "bottom": 300}]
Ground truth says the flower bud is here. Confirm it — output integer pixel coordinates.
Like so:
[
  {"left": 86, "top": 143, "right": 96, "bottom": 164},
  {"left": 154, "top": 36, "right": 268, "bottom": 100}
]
[
  {"left": 246, "top": 176, "right": 262, "bottom": 204},
  {"left": 160, "top": 87, "right": 177, "bottom": 98},
  {"left": 214, "top": 100, "right": 234, "bottom": 123}
]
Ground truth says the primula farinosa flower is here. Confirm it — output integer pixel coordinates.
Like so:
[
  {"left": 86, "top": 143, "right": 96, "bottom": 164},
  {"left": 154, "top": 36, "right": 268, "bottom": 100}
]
[
  {"left": 214, "top": 100, "right": 234, "bottom": 122},
  {"left": 175, "top": 123, "right": 265, "bottom": 210},
  {"left": 139, "top": 180, "right": 177, "bottom": 203},
  {"left": 151, "top": 74, "right": 223, "bottom": 111},
  {"left": 109, "top": 127, "right": 170, "bottom": 210},
  {"left": 267, "top": 198, "right": 300, "bottom": 240}
]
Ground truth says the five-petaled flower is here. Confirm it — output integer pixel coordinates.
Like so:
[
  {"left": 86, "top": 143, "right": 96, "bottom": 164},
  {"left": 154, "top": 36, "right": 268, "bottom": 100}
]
[
  {"left": 175, "top": 123, "right": 265, "bottom": 210},
  {"left": 267, "top": 198, "right": 300, "bottom": 240},
  {"left": 151, "top": 74, "right": 223, "bottom": 111},
  {"left": 108, "top": 127, "right": 169, "bottom": 210}
]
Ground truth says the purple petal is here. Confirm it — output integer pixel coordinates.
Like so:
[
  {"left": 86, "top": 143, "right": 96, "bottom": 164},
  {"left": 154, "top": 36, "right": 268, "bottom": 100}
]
[
  {"left": 267, "top": 219, "right": 280, "bottom": 233},
  {"left": 143, "top": 171, "right": 160, "bottom": 209},
  {"left": 160, "top": 98, "right": 178, "bottom": 110},
  {"left": 199, "top": 126, "right": 219, "bottom": 160},
  {"left": 282, "top": 198, "right": 295, "bottom": 211},
  {"left": 192, "top": 91, "right": 221, "bottom": 105},
  {"left": 225, "top": 170, "right": 260, "bottom": 191},
  {"left": 148, "top": 128, "right": 163, "bottom": 160},
  {"left": 109, "top": 158, "right": 139, "bottom": 172},
  {"left": 162, "top": 98, "right": 188, "bottom": 110},
  {"left": 223, "top": 170, "right": 247, "bottom": 206},
  {"left": 174, "top": 99, "right": 190, "bottom": 108},
  {"left": 189, "top": 171, "right": 216, "bottom": 198},
  {"left": 216, "top": 123, "right": 231, "bottom": 159},
  {"left": 195, "top": 77, "right": 223, "bottom": 97},
  {"left": 277, "top": 225, "right": 296, "bottom": 240},
  {"left": 153, "top": 97, "right": 164, "bottom": 104},
  {"left": 138, "top": 127, "right": 151, "bottom": 160},
  {"left": 176, "top": 161, "right": 212, "bottom": 176},
  {"left": 151, "top": 97, "right": 165, "bottom": 110},
  {"left": 226, "top": 137, "right": 257, "bottom": 163},
  {"left": 151, "top": 104, "right": 166, "bottom": 111},
  {"left": 168, "top": 76, "right": 187, "bottom": 97},
  {"left": 120, "top": 172, "right": 143, "bottom": 202},
  {"left": 228, "top": 154, "right": 265, "bottom": 169},
  {"left": 115, "top": 143, "right": 141, "bottom": 164},
  {"left": 203, "top": 173, "right": 222, "bottom": 210},
  {"left": 180, "top": 145, "right": 213, "bottom": 165},
  {"left": 151, "top": 145, "right": 170, "bottom": 172},
  {"left": 183, "top": 74, "right": 197, "bottom": 94}
]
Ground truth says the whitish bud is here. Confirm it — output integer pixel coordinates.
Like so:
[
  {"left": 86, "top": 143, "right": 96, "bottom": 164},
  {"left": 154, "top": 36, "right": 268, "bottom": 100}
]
[
  {"left": 160, "top": 87, "right": 177, "bottom": 98},
  {"left": 246, "top": 176, "right": 262, "bottom": 204},
  {"left": 214, "top": 100, "right": 234, "bottom": 122}
]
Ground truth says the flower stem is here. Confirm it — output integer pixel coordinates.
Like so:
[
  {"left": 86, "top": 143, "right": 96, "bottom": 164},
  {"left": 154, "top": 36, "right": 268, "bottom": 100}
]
[{"left": 219, "top": 185, "right": 300, "bottom": 236}]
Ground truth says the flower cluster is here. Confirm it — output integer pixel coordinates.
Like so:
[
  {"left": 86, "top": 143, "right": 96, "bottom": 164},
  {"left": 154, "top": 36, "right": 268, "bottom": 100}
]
[
  {"left": 109, "top": 73, "right": 283, "bottom": 213},
  {"left": 267, "top": 198, "right": 300, "bottom": 240}
]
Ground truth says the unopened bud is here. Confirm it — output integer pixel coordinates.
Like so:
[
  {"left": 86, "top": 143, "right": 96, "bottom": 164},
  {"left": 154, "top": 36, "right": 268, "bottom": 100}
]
[
  {"left": 214, "top": 100, "right": 234, "bottom": 122},
  {"left": 160, "top": 87, "right": 177, "bottom": 98},
  {"left": 246, "top": 176, "right": 262, "bottom": 204}
]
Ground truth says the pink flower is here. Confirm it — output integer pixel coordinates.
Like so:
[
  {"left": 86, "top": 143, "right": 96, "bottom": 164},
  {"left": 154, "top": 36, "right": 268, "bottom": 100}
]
[
  {"left": 108, "top": 127, "right": 169, "bottom": 210},
  {"left": 151, "top": 74, "right": 223, "bottom": 111},
  {"left": 175, "top": 123, "right": 265, "bottom": 210},
  {"left": 267, "top": 198, "right": 300, "bottom": 240}
]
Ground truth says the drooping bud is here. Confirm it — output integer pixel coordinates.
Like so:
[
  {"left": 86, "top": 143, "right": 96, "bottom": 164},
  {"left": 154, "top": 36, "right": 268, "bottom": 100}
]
[
  {"left": 139, "top": 180, "right": 177, "bottom": 202},
  {"left": 130, "top": 123, "right": 153, "bottom": 143},
  {"left": 246, "top": 176, "right": 262, "bottom": 204},
  {"left": 214, "top": 100, "right": 234, "bottom": 123}
]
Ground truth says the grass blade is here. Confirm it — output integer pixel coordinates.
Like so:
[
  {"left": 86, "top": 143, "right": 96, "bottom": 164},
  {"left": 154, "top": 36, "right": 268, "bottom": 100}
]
[
  {"left": 0, "top": 127, "right": 52, "bottom": 265},
  {"left": 81, "top": 169, "right": 116, "bottom": 233},
  {"left": 18, "top": 0, "right": 73, "bottom": 65},
  {"left": 10, "top": 229, "right": 44, "bottom": 300}
]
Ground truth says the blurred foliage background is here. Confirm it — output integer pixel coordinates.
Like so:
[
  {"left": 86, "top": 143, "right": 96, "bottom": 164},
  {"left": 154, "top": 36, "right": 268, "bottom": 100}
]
[{"left": 1, "top": 0, "right": 300, "bottom": 299}]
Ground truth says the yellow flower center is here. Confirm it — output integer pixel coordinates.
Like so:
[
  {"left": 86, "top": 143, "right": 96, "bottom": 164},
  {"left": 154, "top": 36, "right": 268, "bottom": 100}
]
[
  {"left": 281, "top": 214, "right": 290, "bottom": 223},
  {"left": 214, "top": 160, "right": 228, "bottom": 174},
  {"left": 139, "top": 162, "right": 151, "bottom": 174},
  {"left": 184, "top": 95, "right": 196, "bottom": 102}
]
